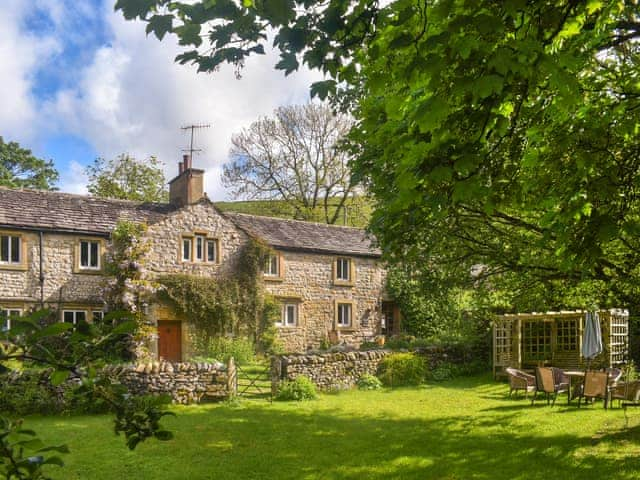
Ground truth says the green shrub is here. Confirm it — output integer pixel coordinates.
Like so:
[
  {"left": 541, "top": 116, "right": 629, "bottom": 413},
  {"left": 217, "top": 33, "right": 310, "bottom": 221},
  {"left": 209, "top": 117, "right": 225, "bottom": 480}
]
[
  {"left": 357, "top": 373, "right": 383, "bottom": 390},
  {"left": 359, "top": 341, "right": 382, "bottom": 351},
  {"left": 377, "top": 353, "right": 426, "bottom": 387},
  {"left": 276, "top": 376, "right": 317, "bottom": 401},
  {"left": 0, "top": 371, "right": 64, "bottom": 415},
  {"left": 191, "top": 336, "right": 255, "bottom": 365}
]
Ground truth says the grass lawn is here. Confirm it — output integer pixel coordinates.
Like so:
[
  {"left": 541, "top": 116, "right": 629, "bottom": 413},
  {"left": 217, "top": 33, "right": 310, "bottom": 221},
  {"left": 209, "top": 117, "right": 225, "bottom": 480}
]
[{"left": 26, "top": 374, "right": 640, "bottom": 479}]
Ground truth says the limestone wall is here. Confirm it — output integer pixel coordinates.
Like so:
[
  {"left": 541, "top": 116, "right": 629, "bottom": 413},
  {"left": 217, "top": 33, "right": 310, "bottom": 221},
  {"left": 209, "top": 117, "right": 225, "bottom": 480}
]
[
  {"left": 104, "top": 360, "right": 235, "bottom": 404},
  {"left": 265, "top": 251, "right": 387, "bottom": 352}
]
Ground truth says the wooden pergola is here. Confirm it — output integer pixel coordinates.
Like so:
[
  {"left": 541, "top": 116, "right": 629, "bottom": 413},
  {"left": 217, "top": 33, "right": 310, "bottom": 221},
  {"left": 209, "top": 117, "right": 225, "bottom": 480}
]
[{"left": 493, "top": 310, "right": 629, "bottom": 378}]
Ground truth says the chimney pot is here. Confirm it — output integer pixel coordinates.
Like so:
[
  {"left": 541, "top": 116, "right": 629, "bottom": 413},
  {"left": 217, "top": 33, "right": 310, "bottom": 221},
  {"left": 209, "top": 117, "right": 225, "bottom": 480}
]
[
  {"left": 183, "top": 154, "right": 191, "bottom": 170},
  {"left": 178, "top": 161, "right": 184, "bottom": 174}
]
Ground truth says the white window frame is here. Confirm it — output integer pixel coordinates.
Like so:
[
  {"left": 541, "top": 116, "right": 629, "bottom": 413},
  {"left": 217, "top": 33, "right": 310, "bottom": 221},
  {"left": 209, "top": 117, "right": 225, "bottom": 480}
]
[
  {"left": 182, "top": 235, "right": 219, "bottom": 263},
  {"left": 182, "top": 238, "right": 192, "bottom": 261},
  {"left": 62, "top": 310, "right": 87, "bottom": 326},
  {"left": 264, "top": 254, "right": 279, "bottom": 276},
  {"left": 1, "top": 308, "right": 21, "bottom": 331},
  {"left": 0, "top": 234, "right": 21, "bottom": 265},
  {"left": 336, "top": 258, "right": 351, "bottom": 282},
  {"left": 337, "top": 303, "right": 352, "bottom": 328},
  {"left": 277, "top": 303, "right": 298, "bottom": 327},
  {"left": 79, "top": 240, "right": 101, "bottom": 270},
  {"left": 195, "top": 235, "right": 205, "bottom": 261}
]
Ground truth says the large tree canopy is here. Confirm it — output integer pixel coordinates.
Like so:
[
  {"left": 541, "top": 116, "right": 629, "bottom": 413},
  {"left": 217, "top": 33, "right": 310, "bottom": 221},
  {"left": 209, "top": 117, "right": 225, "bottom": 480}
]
[
  {"left": 223, "top": 103, "right": 356, "bottom": 224},
  {"left": 86, "top": 154, "right": 169, "bottom": 202},
  {"left": 116, "top": 1, "right": 640, "bottom": 309},
  {"left": 0, "top": 137, "right": 59, "bottom": 190}
]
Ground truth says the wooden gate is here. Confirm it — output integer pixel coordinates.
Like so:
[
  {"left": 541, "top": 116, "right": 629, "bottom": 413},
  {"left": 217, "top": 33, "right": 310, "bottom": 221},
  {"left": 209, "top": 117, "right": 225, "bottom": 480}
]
[{"left": 236, "top": 362, "right": 272, "bottom": 402}]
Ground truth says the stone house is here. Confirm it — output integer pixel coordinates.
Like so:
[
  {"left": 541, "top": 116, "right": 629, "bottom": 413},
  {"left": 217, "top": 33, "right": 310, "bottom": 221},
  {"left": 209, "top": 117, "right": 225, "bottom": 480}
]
[{"left": 0, "top": 156, "right": 400, "bottom": 359}]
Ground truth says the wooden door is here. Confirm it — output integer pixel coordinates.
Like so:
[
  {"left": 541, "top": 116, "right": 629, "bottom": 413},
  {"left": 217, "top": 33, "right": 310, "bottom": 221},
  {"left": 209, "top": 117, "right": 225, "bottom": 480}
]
[{"left": 158, "top": 321, "right": 182, "bottom": 362}]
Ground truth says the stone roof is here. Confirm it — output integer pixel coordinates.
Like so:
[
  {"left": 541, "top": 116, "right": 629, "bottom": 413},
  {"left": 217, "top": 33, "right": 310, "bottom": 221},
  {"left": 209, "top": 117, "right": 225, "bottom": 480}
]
[
  {"left": 223, "top": 212, "right": 381, "bottom": 258},
  {"left": 0, "top": 187, "right": 175, "bottom": 236},
  {"left": 0, "top": 187, "right": 381, "bottom": 257}
]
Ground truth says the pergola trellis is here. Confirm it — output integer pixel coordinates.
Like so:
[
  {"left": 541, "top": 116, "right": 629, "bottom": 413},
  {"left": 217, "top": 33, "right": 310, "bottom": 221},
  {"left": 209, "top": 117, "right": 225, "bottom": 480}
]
[{"left": 493, "top": 310, "right": 629, "bottom": 378}]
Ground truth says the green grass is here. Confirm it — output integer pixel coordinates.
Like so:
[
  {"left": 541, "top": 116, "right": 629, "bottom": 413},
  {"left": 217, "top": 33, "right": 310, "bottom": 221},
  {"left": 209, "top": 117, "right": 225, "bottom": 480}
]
[{"left": 25, "top": 374, "right": 640, "bottom": 479}]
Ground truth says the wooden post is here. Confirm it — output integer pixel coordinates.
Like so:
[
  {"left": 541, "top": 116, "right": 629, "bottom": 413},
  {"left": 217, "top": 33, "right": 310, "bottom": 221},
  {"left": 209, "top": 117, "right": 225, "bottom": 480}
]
[{"left": 227, "top": 356, "right": 237, "bottom": 398}]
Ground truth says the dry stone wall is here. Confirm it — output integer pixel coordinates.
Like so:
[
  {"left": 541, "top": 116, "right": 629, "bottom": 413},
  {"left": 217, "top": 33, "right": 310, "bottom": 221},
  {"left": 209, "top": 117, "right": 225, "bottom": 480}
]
[{"left": 104, "top": 360, "right": 235, "bottom": 404}]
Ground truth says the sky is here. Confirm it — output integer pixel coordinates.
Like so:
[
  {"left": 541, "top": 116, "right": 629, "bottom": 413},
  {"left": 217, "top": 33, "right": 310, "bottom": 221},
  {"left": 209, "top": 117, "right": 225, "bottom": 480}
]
[{"left": 0, "top": 0, "right": 321, "bottom": 200}]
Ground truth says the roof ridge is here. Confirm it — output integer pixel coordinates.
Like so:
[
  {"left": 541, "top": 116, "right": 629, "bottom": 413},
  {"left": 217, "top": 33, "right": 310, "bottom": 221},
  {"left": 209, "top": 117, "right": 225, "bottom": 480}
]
[
  {"left": 223, "top": 211, "right": 369, "bottom": 231},
  {"left": 0, "top": 185, "right": 168, "bottom": 207}
]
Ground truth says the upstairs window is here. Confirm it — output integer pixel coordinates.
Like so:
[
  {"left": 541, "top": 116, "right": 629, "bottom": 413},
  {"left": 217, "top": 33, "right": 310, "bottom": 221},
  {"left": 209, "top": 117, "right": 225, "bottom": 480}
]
[
  {"left": 195, "top": 235, "right": 205, "bottom": 261},
  {"left": 0, "top": 235, "right": 21, "bottom": 264},
  {"left": 79, "top": 240, "right": 100, "bottom": 270},
  {"left": 336, "top": 302, "right": 352, "bottom": 328},
  {"left": 207, "top": 239, "right": 217, "bottom": 262},
  {"left": 1, "top": 308, "right": 21, "bottom": 332},
  {"left": 182, "top": 238, "right": 192, "bottom": 261},
  {"left": 336, "top": 258, "right": 350, "bottom": 281},
  {"left": 181, "top": 235, "right": 219, "bottom": 264},
  {"left": 264, "top": 254, "right": 280, "bottom": 277}
]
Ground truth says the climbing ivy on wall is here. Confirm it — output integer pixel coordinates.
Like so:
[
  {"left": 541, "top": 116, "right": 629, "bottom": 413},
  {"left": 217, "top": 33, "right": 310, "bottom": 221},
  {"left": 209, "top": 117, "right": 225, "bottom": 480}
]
[
  {"left": 158, "top": 239, "right": 280, "bottom": 350},
  {"left": 104, "top": 220, "right": 160, "bottom": 360}
]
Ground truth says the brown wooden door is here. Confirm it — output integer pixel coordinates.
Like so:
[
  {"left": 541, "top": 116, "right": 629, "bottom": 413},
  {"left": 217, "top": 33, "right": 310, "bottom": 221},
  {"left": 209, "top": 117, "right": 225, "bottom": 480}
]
[{"left": 158, "top": 321, "right": 182, "bottom": 362}]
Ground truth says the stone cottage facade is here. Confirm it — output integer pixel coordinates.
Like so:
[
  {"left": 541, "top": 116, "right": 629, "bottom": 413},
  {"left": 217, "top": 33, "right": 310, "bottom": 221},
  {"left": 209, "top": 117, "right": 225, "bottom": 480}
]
[{"left": 0, "top": 156, "right": 400, "bottom": 358}]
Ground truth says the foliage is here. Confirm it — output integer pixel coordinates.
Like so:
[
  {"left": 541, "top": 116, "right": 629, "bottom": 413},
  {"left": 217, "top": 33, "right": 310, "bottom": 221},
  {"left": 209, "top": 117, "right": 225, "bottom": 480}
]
[
  {"left": 377, "top": 353, "right": 426, "bottom": 387},
  {"left": 0, "top": 137, "right": 58, "bottom": 190},
  {"left": 190, "top": 336, "right": 255, "bottom": 366},
  {"left": 0, "top": 371, "right": 65, "bottom": 416},
  {"left": 0, "top": 309, "right": 173, "bottom": 478},
  {"left": 356, "top": 373, "right": 382, "bottom": 390},
  {"left": 223, "top": 103, "right": 358, "bottom": 224},
  {"left": 85, "top": 154, "right": 168, "bottom": 202},
  {"left": 117, "top": 0, "right": 640, "bottom": 318},
  {"left": 104, "top": 220, "right": 160, "bottom": 360},
  {"left": 158, "top": 239, "right": 275, "bottom": 347},
  {"left": 214, "top": 195, "right": 372, "bottom": 228},
  {"left": 275, "top": 375, "right": 317, "bottom": 401}
]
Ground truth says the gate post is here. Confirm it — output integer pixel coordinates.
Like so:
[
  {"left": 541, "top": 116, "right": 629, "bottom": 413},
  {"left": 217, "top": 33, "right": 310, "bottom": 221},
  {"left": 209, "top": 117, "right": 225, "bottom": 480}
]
[
  {"left": 227, "top": 356, "right": 237, "bottom": 397},
  {"left": 271, "top": 355, "right": 282, "bottom": 398}
]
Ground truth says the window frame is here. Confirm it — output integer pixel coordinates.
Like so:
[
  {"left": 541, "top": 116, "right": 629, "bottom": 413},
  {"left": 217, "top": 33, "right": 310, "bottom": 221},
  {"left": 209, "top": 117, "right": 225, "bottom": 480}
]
[
  {"left": 333, "top": 257, "right": 355, "bottom": 286},
  {"left": 75, "top": 238, "right": 104, "bottom": 273},
  {"left": 263, "top": 252, "right": 284, "bottom": 281},
  {"left": 1, "top": 308, "right": 22, "bottom": 332},
  {"left": 0, "top": 231, "right": 27, "bottom": 271},
  {"left": 276, "top": 303, "right": 298, "bottom": 327},
  {"left": 335, "top": 300, "right": 355, "bottom": 329},
  {"left": 62, "top": 310, "right": 87, "bottom": 326},
  {"left": 180, "top": 233, "right": 220, "bottom": 264}
]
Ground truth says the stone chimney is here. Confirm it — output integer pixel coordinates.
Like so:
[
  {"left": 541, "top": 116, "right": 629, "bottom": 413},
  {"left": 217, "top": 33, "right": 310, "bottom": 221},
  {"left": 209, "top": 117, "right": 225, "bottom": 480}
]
[{"left": 169, "top": 154, "right": 205, "bottom": 206}]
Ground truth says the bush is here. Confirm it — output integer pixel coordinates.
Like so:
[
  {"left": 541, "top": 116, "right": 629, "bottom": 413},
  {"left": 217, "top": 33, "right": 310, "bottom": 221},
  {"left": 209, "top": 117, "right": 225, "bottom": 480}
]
[
  {"left": 276, "top": 376, "right": 317, "bottom": 401},
  {"left": 377, "top": 353, "right": 426, "bottom": 387},
  {"left": 191, "top": 336, "right": 255, "bottom": 365},
  {"left": 0, "top": 371, "right": 64, "bottom": 415},
  {"left": 357, "top": 373, "right": 383, "bottom": 390}
]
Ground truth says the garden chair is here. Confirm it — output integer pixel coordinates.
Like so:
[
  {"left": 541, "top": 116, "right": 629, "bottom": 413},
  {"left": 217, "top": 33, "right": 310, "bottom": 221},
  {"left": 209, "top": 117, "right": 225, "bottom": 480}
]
[
  {"left": 505, "top": 367, "right": 536, "bottom": 398},
  {"left": 610, "top": 380, "right": 640, "bottom": 408},
  {"left": 531, "top": 367, "right": 569, "bottom": 406},
  {"left": 577, "top": 371, "right": 609, "bottom": 409}
]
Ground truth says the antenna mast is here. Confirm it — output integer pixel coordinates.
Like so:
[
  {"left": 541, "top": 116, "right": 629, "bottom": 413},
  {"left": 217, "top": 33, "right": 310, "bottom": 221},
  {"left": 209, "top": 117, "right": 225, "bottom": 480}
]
[{"left": 181, "top": 124, "right": 211, "bottom": 158}]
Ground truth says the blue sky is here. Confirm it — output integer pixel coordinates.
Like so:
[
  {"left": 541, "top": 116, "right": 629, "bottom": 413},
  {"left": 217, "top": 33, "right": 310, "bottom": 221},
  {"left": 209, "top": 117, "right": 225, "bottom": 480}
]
[{"left": 0, "top": 0, "right": 319, "bottom": 199}]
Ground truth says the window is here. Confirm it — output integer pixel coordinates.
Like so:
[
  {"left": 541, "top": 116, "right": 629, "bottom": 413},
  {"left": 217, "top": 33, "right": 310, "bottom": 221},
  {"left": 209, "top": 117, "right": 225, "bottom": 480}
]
[
  {"left": 79, "top": 240, "right": 100, "bottom": 269},
  {"left": 207, "top": 240, "right": 217, "bottom": 262},
  {"left": 337, "top": 302, "right": 352, "bottom": 328},
  {"left": 336, "top": 258, "right": 350, "bottom": 281},
  {"left": 182, "top": 238, "right": 192, "bottom": 261},
  {"left": 264, "top": 254, "right": 279, "bottom": 276},
  {"left": 92, "top": 311, "right": 104, "bottom": 322},
  {"left": 181, "top": 235, "right": 219, "bottom": 263},
  {"left": 277, "top": 303, "right": 298, "bottom": 327},
  {"left": 195, "top": 235, "right": 204, "bottom": 261},
  {"left": 0, "top": 234, "right": 21, "bottom": 264},
  {"left": 63, "top": 310, "right": 87, "bottom": 325},
  {"left": 1, "top": 308, "right": 21, "bottom": 332}
]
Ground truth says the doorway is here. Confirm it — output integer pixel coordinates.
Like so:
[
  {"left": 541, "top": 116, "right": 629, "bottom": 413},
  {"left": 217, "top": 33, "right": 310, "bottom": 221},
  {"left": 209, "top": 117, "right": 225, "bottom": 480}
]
[{"left": 158, "top": 320, "right": 182, "bottom": 362}]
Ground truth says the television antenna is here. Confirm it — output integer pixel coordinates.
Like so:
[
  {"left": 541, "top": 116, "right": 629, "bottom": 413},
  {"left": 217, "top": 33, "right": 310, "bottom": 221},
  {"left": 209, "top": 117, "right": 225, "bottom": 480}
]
[{"left": 181, "top": 124, "right": 211, "bottom": 158}]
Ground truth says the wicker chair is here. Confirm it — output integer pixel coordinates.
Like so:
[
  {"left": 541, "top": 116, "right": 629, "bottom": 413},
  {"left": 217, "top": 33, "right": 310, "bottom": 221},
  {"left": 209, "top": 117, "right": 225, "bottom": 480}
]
[
  {"left": 577, "top": 371, "right": 609, "bottom": 409},
  {"left": 610, "top": 380, "right": 640, "bottom": 407},
  {"left": 531, "top": 367, "right": 569, "bottom": 406},
  {"left": 505, "top": 367, "right": 536, "bottom": 398}
]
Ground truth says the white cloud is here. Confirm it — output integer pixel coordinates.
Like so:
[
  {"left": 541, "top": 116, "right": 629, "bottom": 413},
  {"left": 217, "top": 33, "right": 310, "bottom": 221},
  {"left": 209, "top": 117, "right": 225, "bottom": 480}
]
[
  {"left": 0, "top": 0, "right": 61, "bottom": 142},
  {"left": 46, "top": 3, "right": 323, "bottom": 200}
]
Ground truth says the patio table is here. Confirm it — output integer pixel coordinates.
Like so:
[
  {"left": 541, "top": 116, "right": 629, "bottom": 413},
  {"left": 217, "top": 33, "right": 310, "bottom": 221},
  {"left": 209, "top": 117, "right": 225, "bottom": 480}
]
[{"left": 564, "top": 370, "right": 585, "bottom": 403}]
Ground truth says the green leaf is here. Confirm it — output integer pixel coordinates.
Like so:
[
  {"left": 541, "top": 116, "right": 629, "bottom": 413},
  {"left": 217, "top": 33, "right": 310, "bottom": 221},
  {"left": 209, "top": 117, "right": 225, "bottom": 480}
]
[
  {"left": 111, "top": 321, "right": 137, "bottom": 335},
  {"left": 114, "top": 0, "right": 158, "bottom": 19},
  {"left": 33, "top": 322, "right": 74, "bottom": 339},
  {"left": 310, "top": 80, "right": 336, "bottom": 100},
  {"left": 42, "top": 456, "right": 65, "bottom": 467},
  {"left": 146, "top": 14, "right": 173, "bottom": 41},
  {"left": 275, "top": 52, "right": 299, "bottom": 75},
  {"left": 50, "top": 370, "right": 70, "bottom": 387},
  {"left": 174, "top": 23, "right": 203, "bottom": 47},
  {"left": 414, "top": 96, "right": 450, "bottom": 133},
  {"left": 473, "top": 74, "right": 503, "bottom": 99}
]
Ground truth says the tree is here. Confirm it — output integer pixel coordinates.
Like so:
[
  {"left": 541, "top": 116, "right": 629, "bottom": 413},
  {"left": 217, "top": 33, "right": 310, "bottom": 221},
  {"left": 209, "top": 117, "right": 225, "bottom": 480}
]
[
  {"left": 223, "top": 103, "right": 356, "bottom": 223},
  {"left": 116, "top": 1, "right": 640, "bottom": 310},
  {"left": 0, "top": 137, "right": 58, "bottom": 190},
  {"left": 86, "top": 154, "right": 168, "bottom": 202}
]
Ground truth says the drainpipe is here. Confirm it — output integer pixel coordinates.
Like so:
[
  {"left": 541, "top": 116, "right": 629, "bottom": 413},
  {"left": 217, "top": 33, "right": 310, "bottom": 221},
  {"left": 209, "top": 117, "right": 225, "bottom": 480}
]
[{"left": 39, "top": 231, "right": 45, "bottom": 308}]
